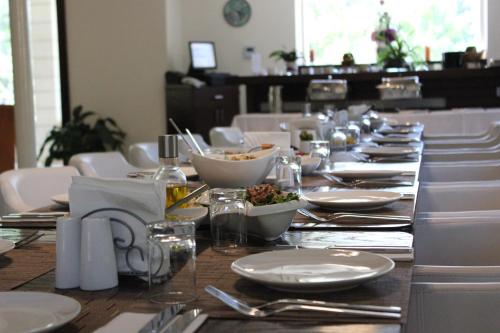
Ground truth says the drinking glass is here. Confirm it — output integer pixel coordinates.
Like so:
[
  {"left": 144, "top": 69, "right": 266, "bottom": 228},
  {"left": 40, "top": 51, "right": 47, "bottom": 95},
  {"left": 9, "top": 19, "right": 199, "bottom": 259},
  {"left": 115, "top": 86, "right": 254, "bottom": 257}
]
[
  {"left": 275, "top": 150, "right": 302, "bottom": 194},
  {"left": 148, "top": 220, "right": 196, "bottom": 304},
  {"left": 209, "top": 188, "right": 247, "bottom": 254},
  {"left": 347, "top": 121, "right": 361, "bottom": 146},
  {"left": 309, "top": 140, "right": 330, "bottom": 171}
]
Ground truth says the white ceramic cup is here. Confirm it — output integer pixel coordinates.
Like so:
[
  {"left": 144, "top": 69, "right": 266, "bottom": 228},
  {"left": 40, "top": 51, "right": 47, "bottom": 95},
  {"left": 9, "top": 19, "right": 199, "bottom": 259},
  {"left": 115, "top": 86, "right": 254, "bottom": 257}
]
[
  {"left": 55, "top": 216, "right": 81, "bottom": 289},
  {"left": 80, "top": 217, "right": 118, "bottom": 291}
]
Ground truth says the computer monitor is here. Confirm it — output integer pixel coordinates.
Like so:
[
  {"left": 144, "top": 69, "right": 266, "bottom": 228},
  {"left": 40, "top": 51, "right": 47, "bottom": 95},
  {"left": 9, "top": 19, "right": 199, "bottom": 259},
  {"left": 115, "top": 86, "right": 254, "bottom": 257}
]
[{"left": 189, "top": 41, "right": 217, "bottom": 70}]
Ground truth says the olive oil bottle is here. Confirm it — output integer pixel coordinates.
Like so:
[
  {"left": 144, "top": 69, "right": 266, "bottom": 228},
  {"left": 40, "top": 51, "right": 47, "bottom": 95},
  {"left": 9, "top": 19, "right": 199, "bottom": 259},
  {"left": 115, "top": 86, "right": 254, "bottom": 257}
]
[{"left": 153, "top": 135, "right": 188, "bottom": 211}]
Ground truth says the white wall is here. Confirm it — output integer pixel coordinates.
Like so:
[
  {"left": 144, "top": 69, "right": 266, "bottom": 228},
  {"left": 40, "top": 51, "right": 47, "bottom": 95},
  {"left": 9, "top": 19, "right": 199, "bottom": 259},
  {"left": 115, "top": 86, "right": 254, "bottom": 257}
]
[
  {"left": 487, "top": 0, "right": 500, "bottom": 60},
  {"left": 167, "top": 0, "right": 296, "bottom": 76},
  {"left": 64, "top": 0, "right": 168, "bottom": 147}
]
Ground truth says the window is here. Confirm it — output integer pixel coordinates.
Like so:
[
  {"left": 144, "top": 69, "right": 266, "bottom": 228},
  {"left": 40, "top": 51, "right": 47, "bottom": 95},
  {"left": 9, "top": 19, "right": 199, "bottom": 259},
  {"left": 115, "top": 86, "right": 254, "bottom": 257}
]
[
  {"left": 0, "top": 0, "right": 13, "bottom": 104},
  {"left": 297, "top": 0, "right": 486, "bottom": 65}
]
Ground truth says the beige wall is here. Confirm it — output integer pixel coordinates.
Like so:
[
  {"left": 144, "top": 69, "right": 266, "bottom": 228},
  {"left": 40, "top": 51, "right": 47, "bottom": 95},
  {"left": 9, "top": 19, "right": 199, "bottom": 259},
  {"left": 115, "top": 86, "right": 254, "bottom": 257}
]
[
  {"left": 65, "top": 0, "right": 168, "bottom": 147},
  {"left": 488, "top": 0, "right": 500, "bottom": 60},
  {"left": 167, "top": 0, "right": 296, "bottom": 76}
]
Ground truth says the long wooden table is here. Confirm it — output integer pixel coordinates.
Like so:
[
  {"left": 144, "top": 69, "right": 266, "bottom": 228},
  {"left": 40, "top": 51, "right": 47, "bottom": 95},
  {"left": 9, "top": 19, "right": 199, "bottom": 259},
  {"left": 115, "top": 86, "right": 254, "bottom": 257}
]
[{"left": 0, "top": 159, "right": 421, "bottom": 333}]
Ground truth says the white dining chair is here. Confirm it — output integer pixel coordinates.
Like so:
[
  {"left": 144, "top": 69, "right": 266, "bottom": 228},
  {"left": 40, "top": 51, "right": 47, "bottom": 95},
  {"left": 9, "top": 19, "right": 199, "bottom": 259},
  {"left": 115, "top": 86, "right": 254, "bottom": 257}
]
[
  {"left": 414, "top": 216, "right": 500, "bottom": 265},
  {"left": 243, "top": 131, "right": 291, "bottom": 150},
  {"left": 423, "top": 148, "right": 500, "bottom": 163},
  {"left": 412, "top": 265, "right": 500, "bottom": 283},
  {"left": 69, "top": 152, "right": 140, "bottom": 178},
  {"left": 419, "top": 163, "right": 500, "bottom": 182},
  {"left": 424, "top": 121, "right": 500, "bottom": 146},
  {"left": 128, "top": 142, "right": 159, "bottom": 168},
  {"left": 406, "top": 283, "right": 500, "bottom": 333},
  {"left": 209, "top": 127, "right": 244, "bottom": 147},
  {"left": 0, "top": 166, "right": 79, "bottom": 214}
]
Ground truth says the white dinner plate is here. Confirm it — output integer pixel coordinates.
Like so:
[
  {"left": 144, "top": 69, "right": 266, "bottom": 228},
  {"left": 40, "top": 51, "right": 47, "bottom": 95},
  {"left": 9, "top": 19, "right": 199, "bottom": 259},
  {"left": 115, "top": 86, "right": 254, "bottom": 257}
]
[
  {"left": 357, "top": 146, "right": 418, "bottom": 157},
  {"left": 329, "top": 169, "right": 404, "bottom": 180},
  {"left": 372, "top": 136, "right": 417, "bottom": 144},
  {"left": 0, "top": 292, "right": 81, "bottom": 333},
  {"left": 303, "top": 190, "right": 402, "bottom": 210},
  {"left": 0, "top": 238, "right": 15, "bottom": 256},
  {"left": 231, "top": 249, "right": 395, "bottom": 292},
  {"left": 51, "top": 193, "right": 69, "bottom": 206}
]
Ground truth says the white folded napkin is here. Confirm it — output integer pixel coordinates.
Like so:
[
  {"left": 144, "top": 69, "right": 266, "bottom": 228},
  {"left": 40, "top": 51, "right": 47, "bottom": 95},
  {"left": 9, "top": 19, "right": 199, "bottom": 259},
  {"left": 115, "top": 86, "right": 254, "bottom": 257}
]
[
  {"left": 244, "top": 131, "right": 291, "bottom": 150},
  {"left": 69, "top": 176, "right": 166, "bottom": 274},
  {"left": 94, "top": 312, "right": 209, "bottom": 333}
]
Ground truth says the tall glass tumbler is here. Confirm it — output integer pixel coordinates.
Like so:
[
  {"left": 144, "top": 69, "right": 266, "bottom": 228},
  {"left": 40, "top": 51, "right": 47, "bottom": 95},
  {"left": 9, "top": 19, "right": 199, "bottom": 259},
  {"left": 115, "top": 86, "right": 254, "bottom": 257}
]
[
  {"left": 209, "top": 188, "right": 247, "bottom": 255},
  {"left": 275, "top": 150, "right": 302, "bottom": 194},
  {"left": 148, "top": 220, "right": 196, "bottom": 304},
  {"left": 309, "top": 140, "right": 331, "bottom": 171}
]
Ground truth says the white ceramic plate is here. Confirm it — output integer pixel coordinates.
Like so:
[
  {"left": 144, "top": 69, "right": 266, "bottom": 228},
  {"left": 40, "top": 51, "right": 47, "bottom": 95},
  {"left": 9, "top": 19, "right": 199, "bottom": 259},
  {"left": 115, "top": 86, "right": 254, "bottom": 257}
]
[
  {"left": 329, "top": 169, "right": 404, "bottom": 180},
  {"left": 0, "top": 292, "right": 81, "bottom": 333},
  {"left": 51, "top": 193, "right": 69, "bottom": 206},
  {"left": 303, "top": 190, "right": 402, "bottom": 210},
  {"left": 0, "top": 238, "right": 15, "bottom": 256},
  {"left": 358, "top": 147, "right": 418, "bottom": 157},
  {"left": 372, "top": 137, "right": 417, "bottom": 144},
  {"left": 231, "top": 249, "right": 395, "bottom": 292}
]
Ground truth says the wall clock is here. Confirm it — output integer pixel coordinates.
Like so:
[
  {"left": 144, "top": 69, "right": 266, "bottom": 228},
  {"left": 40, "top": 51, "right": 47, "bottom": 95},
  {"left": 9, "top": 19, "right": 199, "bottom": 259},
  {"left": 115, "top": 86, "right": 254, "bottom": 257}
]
[{"left": 223, "top": 0, "right": 252, "bottom": 27}]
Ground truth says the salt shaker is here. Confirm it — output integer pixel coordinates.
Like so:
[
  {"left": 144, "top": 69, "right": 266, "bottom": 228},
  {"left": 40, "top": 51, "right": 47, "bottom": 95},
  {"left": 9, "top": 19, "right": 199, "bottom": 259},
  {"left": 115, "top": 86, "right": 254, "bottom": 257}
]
[
  {"left": 80, "top": 217, "right": 118, "bottom": 291},
  {"left": 55, "top": 216, "right": 81, "bottom": 289}
]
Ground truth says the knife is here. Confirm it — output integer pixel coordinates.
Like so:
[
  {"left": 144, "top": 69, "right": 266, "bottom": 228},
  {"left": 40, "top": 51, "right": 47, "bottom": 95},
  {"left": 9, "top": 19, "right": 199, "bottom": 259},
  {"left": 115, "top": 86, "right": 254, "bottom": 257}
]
[
  {"left": 138, "top": 304, "right": 185, "bottom": 333},
  {"left": 166, "top": 184, "right": 210, "bottom": 214},
  {"left": 163, "top": 309, "right": 207, "bottom": 333}
]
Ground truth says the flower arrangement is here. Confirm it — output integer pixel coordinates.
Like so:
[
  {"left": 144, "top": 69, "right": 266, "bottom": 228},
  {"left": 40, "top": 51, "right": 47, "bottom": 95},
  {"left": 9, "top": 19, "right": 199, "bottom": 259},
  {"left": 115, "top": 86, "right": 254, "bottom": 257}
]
[{"left": 371, "top": 12, "right": 413, "bottom": 68}]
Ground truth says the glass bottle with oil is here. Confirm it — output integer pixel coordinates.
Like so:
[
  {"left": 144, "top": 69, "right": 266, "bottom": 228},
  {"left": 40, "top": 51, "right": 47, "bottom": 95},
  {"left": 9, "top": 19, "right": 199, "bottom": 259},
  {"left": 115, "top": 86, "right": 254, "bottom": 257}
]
[{"left": 153, "top": 135, "right": 189, "bottom": 211}]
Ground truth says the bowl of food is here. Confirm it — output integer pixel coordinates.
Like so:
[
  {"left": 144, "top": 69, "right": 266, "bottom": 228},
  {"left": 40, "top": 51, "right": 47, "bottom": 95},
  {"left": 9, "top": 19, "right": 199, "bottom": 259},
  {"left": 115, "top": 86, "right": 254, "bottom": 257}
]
[
  {"left": 246, "top": 184, "right": 307, "bottom": 241},
  {"left": 191, "top": 148, "right": 276, "bottom": 188},
  {"left": 166, "top": 206, "right": 209, "bottom": 228}
]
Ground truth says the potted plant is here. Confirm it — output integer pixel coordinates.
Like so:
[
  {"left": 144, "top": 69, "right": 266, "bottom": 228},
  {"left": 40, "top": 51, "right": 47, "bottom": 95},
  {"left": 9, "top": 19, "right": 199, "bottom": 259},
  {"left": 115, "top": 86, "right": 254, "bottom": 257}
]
[
  {"left": 269, "top": 49, "right": 299, "bottom": 73},
  {"left": 299, "top": 130, "right": 314, "bottom": 153},
  {"left": 38, "top": 105, "right": 126, "bottom": 166}
]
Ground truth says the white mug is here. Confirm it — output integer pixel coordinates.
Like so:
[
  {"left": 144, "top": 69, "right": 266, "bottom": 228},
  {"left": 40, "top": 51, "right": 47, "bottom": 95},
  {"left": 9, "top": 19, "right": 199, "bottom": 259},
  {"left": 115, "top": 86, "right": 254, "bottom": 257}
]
[
  {"left": 55, "top": 216, "right": 81, "bottom": 289},
  {"left": 80, "top": 217, "right": 118, "bottom": 291}
]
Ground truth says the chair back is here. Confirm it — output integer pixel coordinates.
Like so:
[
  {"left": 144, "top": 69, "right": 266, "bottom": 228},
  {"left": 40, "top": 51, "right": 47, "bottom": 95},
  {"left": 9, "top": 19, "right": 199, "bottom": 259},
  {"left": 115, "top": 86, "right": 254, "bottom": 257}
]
[
  {"left": 209, "top": 127, "right": 244, "bottom": 147},
  {"left": 0, "top": 166, "right": 79, "bottom": 214},
  {"left": 69, "top": 152, "right": 139, "bottom": 178},
  {"left": 128, "top": 142, "right": 159, "bottom": 168}
]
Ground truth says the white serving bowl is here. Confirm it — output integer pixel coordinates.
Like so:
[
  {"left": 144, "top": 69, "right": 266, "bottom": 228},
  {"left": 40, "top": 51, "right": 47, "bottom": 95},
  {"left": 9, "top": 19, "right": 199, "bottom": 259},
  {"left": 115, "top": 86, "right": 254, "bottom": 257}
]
[
  {"left": 300, "top": 156, "right": 321, "bottom": 176},
  {"left": 246, "top": 198, "right": 308, "bottom": 241},
  {"left": 191, "top": 149, "right": 276, "bottom": 188},
  {"left": 167, "top": 206, "right": 209, "bottom": 228}
]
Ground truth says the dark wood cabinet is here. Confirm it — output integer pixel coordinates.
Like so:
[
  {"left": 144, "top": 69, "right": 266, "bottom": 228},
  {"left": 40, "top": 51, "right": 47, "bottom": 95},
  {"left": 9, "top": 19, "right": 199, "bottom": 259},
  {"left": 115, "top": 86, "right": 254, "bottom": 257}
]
[{"left": 166, "top": 85, "right": 239, "bottom": 143}]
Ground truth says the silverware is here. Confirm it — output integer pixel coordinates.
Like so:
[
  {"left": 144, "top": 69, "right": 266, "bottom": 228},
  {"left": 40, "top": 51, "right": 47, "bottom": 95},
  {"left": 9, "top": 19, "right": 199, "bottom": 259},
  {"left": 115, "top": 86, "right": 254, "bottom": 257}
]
[
  {"left": 185, "top": 128, "right": 205, "bottom": 156},
  {"left": 138, "top": 304, "right": 185, "bottom": 333},
  {"left": 205, "top": 285, "right": 401, "bottom": 319},
  {"left": 166, "top": 184, "right": 210, "bottom": 213},
  {"left": 2, "top": 212, "right": 66, "bottom": 219},
  {"left": 169, "top": 118, "right": 205, "bottom": 157},
  {"left": 15, "top": 231, "right": 44, "bottom": 248},
  {"left": 163, "top": 309, "right": 206, "bottom": 333},
  {"left": 297, "top": 208, "right": 412, "bottom": 223},
  {"left": 320, "top": 173, "right": 412, "bottom": 188}
]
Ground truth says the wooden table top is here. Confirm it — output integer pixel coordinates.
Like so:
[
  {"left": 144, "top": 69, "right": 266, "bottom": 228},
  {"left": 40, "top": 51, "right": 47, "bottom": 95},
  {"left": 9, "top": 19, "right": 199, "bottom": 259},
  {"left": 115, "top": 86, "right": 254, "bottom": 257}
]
[{"left": 0, "top": 159, "right": 421, "bottom": 333}]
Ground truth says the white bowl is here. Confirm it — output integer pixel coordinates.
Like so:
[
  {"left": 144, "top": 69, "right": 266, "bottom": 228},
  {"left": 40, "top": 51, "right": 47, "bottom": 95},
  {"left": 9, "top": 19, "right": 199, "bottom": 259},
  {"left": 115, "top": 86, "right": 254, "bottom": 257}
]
[
  {"left": 167, "top": 206, "right": 208, "bottom": 228},
  {"left": 300, "top": 156, "right": 321, "bottom": 175},
  {"left": 191, "top": 149, "right": 276, "bottom": 188},
  {"left": 246, "top": 198, "right": 308, "bottom": 241}
]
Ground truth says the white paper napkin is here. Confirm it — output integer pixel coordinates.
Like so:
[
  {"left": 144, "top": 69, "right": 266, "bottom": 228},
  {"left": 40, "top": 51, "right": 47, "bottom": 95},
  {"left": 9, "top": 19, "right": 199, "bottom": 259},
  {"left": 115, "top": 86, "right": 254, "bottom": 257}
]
[{"left": 69, "top": 176, "right": 166, "bottom": 274}]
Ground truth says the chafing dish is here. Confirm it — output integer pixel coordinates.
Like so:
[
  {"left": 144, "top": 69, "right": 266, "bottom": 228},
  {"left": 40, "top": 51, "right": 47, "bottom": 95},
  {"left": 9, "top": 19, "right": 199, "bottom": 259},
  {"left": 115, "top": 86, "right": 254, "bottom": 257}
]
[
  {"left": 308, "top": 79, "right": 348, "bottom": 100},
  {"left": 377, "top": 76, "right": 422, "bottom": 100}
]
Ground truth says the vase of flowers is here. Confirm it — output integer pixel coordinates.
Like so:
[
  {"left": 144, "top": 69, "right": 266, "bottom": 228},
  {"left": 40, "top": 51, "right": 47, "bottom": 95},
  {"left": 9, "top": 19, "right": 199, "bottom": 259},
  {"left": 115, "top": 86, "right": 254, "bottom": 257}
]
[
  {"left": 270, "top": 49, "right": 299, "bottom": 73},
  {"left": 371, "top": 12, "right": 413, "bottom": 69}
]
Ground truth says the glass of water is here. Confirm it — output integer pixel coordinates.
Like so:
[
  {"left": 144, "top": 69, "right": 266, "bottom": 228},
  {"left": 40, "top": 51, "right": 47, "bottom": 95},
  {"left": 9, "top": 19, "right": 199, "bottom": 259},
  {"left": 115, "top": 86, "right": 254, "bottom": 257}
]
[
  {"left": 209, "top": 188, "right": 247, "bottom": 255},
  {"left": 147, "top": 220, "right": 196, "bottom": 304},
  {"left": 309, "top": 140, "right": 331, "bottom": 171},
  {"left": 275, "top": 149, "right": 302, "bottom": 194}
]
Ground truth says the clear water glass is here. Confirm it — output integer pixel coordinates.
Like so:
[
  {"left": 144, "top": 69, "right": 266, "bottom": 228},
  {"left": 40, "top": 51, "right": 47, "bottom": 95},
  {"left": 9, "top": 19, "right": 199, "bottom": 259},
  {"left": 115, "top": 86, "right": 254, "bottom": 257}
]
[
  {"left": 275, "top": 150, "right": 302, "bottom": 194},
  {"left": 310, "top": 140, "right": 331, "bottom": 170},
  {"left": 209, "top": 188, "right": 247, "bottom": 255},
  {"left": 148, "top": 220, "right": 196, "bottom": 304},
  {"left": 347, "top": 121, "right": 361, "bottom": 146},
  {"left": 330, "top": 127, "right": 347, "bottom": 153}
]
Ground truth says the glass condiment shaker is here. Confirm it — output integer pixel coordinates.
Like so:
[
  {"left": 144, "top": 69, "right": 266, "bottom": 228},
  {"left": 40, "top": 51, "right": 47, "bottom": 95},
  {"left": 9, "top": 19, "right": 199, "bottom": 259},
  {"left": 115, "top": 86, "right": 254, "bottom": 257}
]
[
  {"left": 347, "top": 121, "right": 361, "bottom": 146},
  {"left": 360, "top": 115, "right": 372, "bottom": 134},
  {"left": 153, "top": 135, "right": 188, "bottom": 211},
  {"left": 330, "top": 127, "right": 347, "bottom": 153}
]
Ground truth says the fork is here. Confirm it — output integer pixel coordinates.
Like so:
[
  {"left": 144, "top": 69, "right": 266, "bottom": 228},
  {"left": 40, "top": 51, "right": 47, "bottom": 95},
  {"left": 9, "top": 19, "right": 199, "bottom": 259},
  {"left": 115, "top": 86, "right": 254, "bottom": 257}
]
[
  {"left": 298, "top": 208, "right": 412, "bottom": 223},
  {"left": 320, "top": 174, "right": 412, "bottom": 187},
  {"left": 205, "top": 285, "right": 401, "bottom": 319}
]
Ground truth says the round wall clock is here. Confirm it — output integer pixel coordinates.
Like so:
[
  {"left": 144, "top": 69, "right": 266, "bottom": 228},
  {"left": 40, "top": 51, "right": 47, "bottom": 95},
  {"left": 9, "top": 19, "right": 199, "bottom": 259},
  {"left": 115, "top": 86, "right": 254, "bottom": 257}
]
[{"left": 223, "top": 0, "right": 252, "bottom": 27}]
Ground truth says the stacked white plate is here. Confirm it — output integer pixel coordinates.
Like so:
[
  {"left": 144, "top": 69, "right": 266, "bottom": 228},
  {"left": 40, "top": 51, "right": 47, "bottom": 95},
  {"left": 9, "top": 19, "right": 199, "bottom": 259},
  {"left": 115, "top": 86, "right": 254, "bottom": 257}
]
[
  {"left": 328, "top": 169, "right": 404, "bottom": 180},
  {"left": 357, "top": 147, "right": 418, "bottom": 157},
  {"left": 231, "top": 249, "right": 395, "bottom": 292},
  {"left": 303, "top": 190, "right": 402, "bottom": 211},
  {"left": 0, "top": 238, "right": 15, "bottom": 256}
]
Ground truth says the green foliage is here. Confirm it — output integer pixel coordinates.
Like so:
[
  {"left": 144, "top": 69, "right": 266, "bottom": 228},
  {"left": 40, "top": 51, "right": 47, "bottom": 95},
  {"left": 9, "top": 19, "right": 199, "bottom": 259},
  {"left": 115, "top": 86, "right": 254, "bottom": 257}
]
[
  {"left": 269, "top": 49, "right": 299, "bottom": 62},
  {"left": 38, "top": 105, "right": 126, "bottom": 166},
  {"left": 299, "top": 130, "right": 314, "bottom": 141}
]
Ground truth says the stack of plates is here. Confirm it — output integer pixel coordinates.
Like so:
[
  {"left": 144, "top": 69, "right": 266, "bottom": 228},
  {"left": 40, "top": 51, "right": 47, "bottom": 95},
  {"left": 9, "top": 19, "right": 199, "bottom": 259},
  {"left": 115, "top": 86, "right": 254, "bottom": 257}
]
[{"left": 303, "top": 190, "right": 402, "bottom": 211}]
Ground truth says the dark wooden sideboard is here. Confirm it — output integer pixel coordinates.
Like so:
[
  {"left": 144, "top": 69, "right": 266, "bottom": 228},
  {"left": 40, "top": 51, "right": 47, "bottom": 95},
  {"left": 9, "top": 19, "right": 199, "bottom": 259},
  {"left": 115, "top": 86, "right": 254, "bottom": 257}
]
[
  {"left": 0, "top": 105, "right": 15, "bottom": 172},
  {"left": 229, "top": 67, "right": 500, "bottom": 112},
  {"left": 166, "top": 85, "right": 239, "bottom": 142}
]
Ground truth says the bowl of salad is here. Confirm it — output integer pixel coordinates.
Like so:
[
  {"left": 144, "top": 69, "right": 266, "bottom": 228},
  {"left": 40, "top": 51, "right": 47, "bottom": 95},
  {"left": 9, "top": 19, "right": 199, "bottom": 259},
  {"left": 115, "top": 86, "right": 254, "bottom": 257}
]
[{"left": 245, "top": 184, "right": 307, "bottom": 241}]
